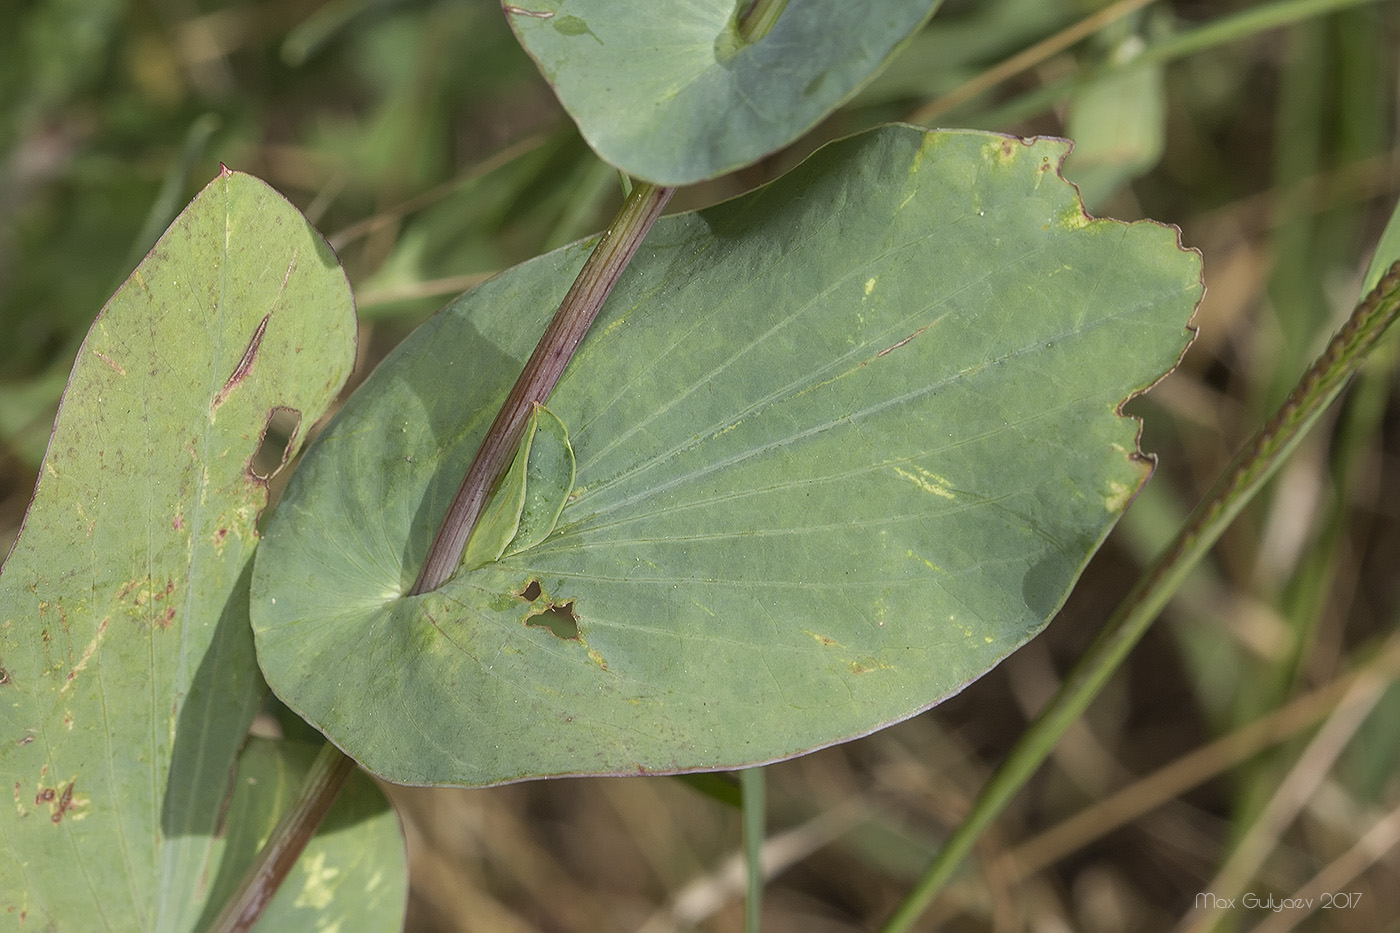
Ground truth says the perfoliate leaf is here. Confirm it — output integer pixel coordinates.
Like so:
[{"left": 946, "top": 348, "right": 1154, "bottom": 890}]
[{"left": 252, "top": 125, "right": 1200, "bottom": 786}]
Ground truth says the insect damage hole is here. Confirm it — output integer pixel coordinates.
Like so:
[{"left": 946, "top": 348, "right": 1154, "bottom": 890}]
[
  {"left": 527, "top": 601, "right": 579, "bottom": 639},
  {"left": 516, "top": 579, "right": 542, "bottom": 601},
  {"left": 250, "top": 407, "right": 302, "bottom": 481}
]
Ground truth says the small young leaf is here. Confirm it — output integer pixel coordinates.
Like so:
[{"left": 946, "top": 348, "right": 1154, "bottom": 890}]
[
  {"left": 458, "top": 404, "right": 576, "bottom": 571},
  {"left": 460, "top": 407, "right": 537, "bottom": 572}
]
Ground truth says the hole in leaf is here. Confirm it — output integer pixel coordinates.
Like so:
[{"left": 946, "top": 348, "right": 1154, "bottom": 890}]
[
  {"left": 517, "top": 579, "right": 542, "bottom": 601},
  {"left": 527, "top": 601, "right": 579, "bottom": 639},
  {"left": 250, "top": 407, "right": 301, "bottom": 480}
]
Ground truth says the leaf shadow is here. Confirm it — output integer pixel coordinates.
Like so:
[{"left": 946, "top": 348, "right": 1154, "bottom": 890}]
[{"left": 159, "top": 559, "right": 264, "bottom": 924}]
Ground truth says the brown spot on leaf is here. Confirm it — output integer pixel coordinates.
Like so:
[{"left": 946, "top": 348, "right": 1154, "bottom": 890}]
[
  {"left": 876, "top": 324, "right": 930, "bottom": 358},
  {"left": 212, "top": 313, "right": 270, "bottom": 412},
  {"left": 156, "top": 607, "right": 176, "bottom": 630},
  {"left": 55, "top": 781, "right": 74, "bottom": 823},
  {"left": 92, "top": 350, "right": 126, "bottom": 375}
]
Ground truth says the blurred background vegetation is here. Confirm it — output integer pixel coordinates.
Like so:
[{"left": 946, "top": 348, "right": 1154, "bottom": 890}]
[{"left": 4, "top": 0, "right": 1400, "bottom": 929}]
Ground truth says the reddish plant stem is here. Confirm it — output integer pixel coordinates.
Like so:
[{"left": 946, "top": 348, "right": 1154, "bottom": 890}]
[{"left": 411, "top": 180, "right": 674, "bottom": 595}]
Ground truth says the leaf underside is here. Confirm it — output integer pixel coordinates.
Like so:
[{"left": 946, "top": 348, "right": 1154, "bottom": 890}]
[
  {"left": 506, "top": 0, "right": 943, "bottom": 184},
  {"left": 252, "top": 125, "right": 1201, "bottom": 787}
]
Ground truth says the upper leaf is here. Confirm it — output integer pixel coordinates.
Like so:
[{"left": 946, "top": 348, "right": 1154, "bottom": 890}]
[
  {"left": 506, "top": 0, "right": 943, "bottom": 184},
  {"left": 0, "top": 170, "right": 359, "bottom": 930},
  {"left": 252, "top": 125, "right": 1201, "bottom": 786}
]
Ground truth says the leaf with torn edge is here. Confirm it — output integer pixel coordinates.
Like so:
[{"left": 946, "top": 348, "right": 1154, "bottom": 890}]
[{"left": 252, "top": 126, "right": 1201, "bottom": 787}]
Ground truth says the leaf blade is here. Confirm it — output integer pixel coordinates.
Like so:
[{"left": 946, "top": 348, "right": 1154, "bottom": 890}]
[
  {"left": 507, "top": 0, "right": 943, "bottom": 184},
  {"left": 0, "top": 169, "right": 358, "bottom": 929},
  {"left": 252, "top": 126, "right": 1200, "bottom": 786}
]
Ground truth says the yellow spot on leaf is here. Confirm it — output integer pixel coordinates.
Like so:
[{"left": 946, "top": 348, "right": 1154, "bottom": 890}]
[
  {"left": 293, "top": 851, "right": 341, "bottom": 910},
  {"left": 891, "top": 465, "right": 956, "bottom": 500},
  {"left": 1105, "top": 480, "right": 1133, "bottom": 512},
  {"left": 905, "top": 549, "right": 941, "bottom": 573},
  {"left": 863, "top": 277, "right": 877, "bottom": 297}
]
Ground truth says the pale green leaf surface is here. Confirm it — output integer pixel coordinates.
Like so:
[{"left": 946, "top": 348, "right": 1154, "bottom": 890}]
[
  {"left": 199, "top": 739, "right": 407, "bottom": 932},
  {"left": 0, "top": 170, "right": 358, "bottom": 929},
  {"left": 505, "top": 0, "right": 942, "bottom": 184},
  {"left": 252, "top": 126, "right": 1200, "bottom": 786}
]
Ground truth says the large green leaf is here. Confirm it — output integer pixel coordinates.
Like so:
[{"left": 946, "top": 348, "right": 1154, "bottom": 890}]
[
  {"left": 0, "top": 170, "right": 359, "bottom": 929},
  {"left": 252, "top": 125, "right": 1201, "bottom": 786},
  {"left": 505, "top": 0, "right": 942, "bottom": 184}
]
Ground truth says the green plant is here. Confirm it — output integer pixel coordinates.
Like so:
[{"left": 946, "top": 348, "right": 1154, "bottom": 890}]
[{"left": 3, "top": 1, "right": 1398, "bottom": 930}]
